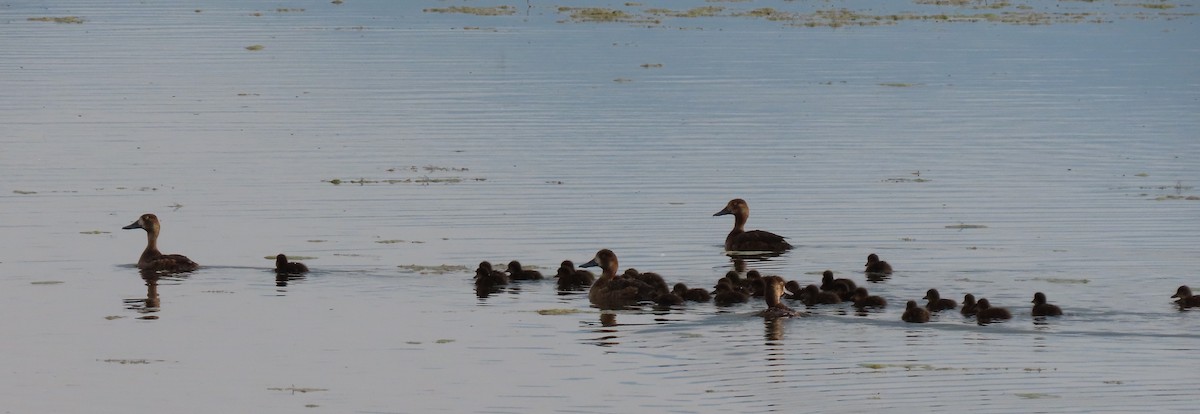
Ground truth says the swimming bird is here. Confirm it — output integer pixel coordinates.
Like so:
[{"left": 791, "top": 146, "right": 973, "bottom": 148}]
[
  {"left": 1031, "top": 292, "right": 1063, "bottom": 316},
  {"left": 758, "top": 276, "right": 803, "bottom": 318},
  {"left": 851, "top": 287, "right": 887, "bottom": 308},
  {"left": 902, "top": 300, "right": 930, "bottom": 323},
  {"left": 713, "top": 281, "right": 750, "bottom": 306},
  {"left": 960, "top": 294, "right": 978, "bottom": 316},
  {"left": 713, "top": 198, "right": 792, "bottom": 252},
  {"left": 975, "top": 298, "right": 1012, "bottom": 324},
  {"left": 555, "top": 260, "right": 594, "bottom": 290},
  {"left": 580, "top": 249, "right": 640, "bottom": 309},
  {"left": 783, "top": 280, "right": 805, "bottom": 300},
  {"left": 923, "top": 288, "right": 957, "bottom": 312},
  {"left": 1171, "top": 285, "right": 1200, "bottom": 308},
  {"left": 800, "top": 284, "right": 841, "bottom": 306},
  {"left": 821, "top": 270, "right": 857, "bottom": 300},
  {"left": 505, "top": 260, "right": 543, "bottom": 280},
  {"left": 673, "top": 283, "right": 711, "bottom": 302},
  {"left": 122, "top": 213, "right": 198, "bottom": 273},
  {"left": 865, "top": 253, "right": 893, "bottom": 275},
  {"left": 474, "top": 261, "right": 509, "bottom": 289},
  {"left": 275, "top": 254, "right": 308, "bottom": 274}
]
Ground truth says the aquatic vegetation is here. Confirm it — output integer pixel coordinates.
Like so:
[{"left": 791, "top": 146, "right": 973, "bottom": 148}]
[
  {"left": 859, "top": 362, "right": 938, "bottom": 371},
  {"left": 880, "top": 82, "right": 918, "bottom": 87},
  {"left": 13, "top": 190, "right": 36, "bottom": 194},
  {"left": 263, "top": 255, "right": 317, "bottom": 260},
  {"left": 946, "top": 223, "right": 988, "bottom": 229},
  {"left": 560, "top": 7, "right": 660, "bottom": 24},
  {"left": 537, "top": 308, "right": 583, "bottom": 315},
  {"left": 80, "top": 230, "right": 111, "bottom": 235},
  {"left": 103, "top": 359, "right": 163, "bottom": 364},
  {"left": 1015, "top": 392, "right": 1060, "bottom": 399},
  {"left": 424, "top": 6, "right": 516, "bottom": 16},
  {"left": 276, "top": 8, "right": 305, "bottom": 13},
  {"left": 27, "top": 16, "right": 84, "bottom": 24},
  {"left": 397, "top": 264, "right": 470, "bottom": 275},
  {"left": 640, "top": 63, "right": 664, "bottom": 68},
  {"left": 245, "top": 44, "right": 265, "bottom": 51},
  {"left": 435, "top": 339, "right": 455, "bottom": 344},
  {"left": 268, "top": 387, "right": 328, "bottom": 393},
  {"left": 31, "top": 281, "right": 64, "bottom": 285}
]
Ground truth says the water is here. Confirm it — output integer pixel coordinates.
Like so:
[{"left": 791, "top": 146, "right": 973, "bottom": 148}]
[{"left": 2, "top": 1, "right": 1199, "bottom": 412}]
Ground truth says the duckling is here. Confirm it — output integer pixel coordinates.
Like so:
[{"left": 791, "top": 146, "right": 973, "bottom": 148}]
[
  {"left": 555, "top": 260, "right": 594, "bottom": 290},
  {"left": 474, "top": 261, "right": 509, "bottom": 288},
  {"left": 975, "top": 298, "right": 1012, "bottom": 324},
  {"left": 745, "top": 270, "right": 766, "bottom": 297},
  {"left": 654, "top": 291, "right": 684, "bottom": 306},
  {"left": 864, "top": 253, "right": 893, "bottom": 275},
  {"left": 713, "top": 281, "right": 750, "bottom": 306},
  {"left": 1171, "top": 285, "right": 1200, "bottom": 308},
  {"left": 960, "top": 293, "right": 978, "bottom": 316},
  {"left": 851, "top": 287, "right": 887, "bottom": 308},
  {"left": 579, "top": 249, "right": 640, "bottom": 309},
  {"left": 275, "top": 254, "right": 308, "bottom": 274},
  {"left": 901, "top": 300, "right": 931, "bottom": 323},
  {"left": 713, "top": 198, "right": 792, "bottom": 252},
  {"left": 820, "top": 270, "right": 857, "bottom": 301},
  {"left": 923, "top": 288, "right": 957, "bottom": 312},
  {"left": 801, "top": 284, "right": 841, "bottom": 306},
  {"left": 1031, "top": 292, "right": 1063, "bottom": 316},
  {"left": 673, "top": 283, "right": 711, "bottom": 302},
  {"left": 758, "top": 276, "right": 802, "bottom": 318},
  {"left": 783, "top": 280, "right": 805, "bottom": 300},
  {"left": 122, "top": 213, "right": 199, "bottom": 273},
  {"left": 505, "top": 260, "right": 543, "bottom": 280}
]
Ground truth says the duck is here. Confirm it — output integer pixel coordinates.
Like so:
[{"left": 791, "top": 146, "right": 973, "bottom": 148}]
[
  {"left": 673, "top": 283, "right": 711, "bottom": 302},
  {"left": 555, "top": 260, "right": 594, "bottom": 290},
  {"left": 758, "top": 276, "right": 803, "bottom": 318},
  {"left": 923, "top": 288, "right": 957, "bottom": 312},
  {"left": 474, "top": 261, "right": 509, "bottom": 288},
  {"left": 579, "top": 249, "right": 641, "bottom": 309},
  {"left": 1171, "top": 285, "right": 1200, "bottom": 308},
  {"left": 122, "top": 213, "right": 199, "bottom": 273},
  {"left": 820, "top": 270, "right": 857, "bottom": 300},
  {"left": 975, "top": 298, "right": 1012, "bottom": 324},
  {"left": 713, "top": 198, "right": 792, "bottom": 252},
  {"left": 1031, "top": 292, "right": 1063, "bottom": 316},
  {"left": 851, "top": 287, "right": 887, "bottom": 308},
  {"left": 783, "top": 280, "right": 805, "bottom": 300},
  {"left": 275, "top": 254, "right": 308, "bottom": 274},
  {"left": 901, "top": 300, "right": 931, "bottom": 323},
  {"left": 800, "top": 284, "right": 842, "bottom": 306},
  {"left": 864, "top": 253, "right": 893, "bottom": 275},
  {"left": 505, "top": 260, "right": 543, "bottom": 280},
  {"left": 713, "top": 280, "right": 751, "bottom": 306},
  {"left": 960, "top": 293, "right": 978, "bottom": 316}
]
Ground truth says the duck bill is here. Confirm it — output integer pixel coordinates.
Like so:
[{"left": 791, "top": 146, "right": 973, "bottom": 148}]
[
  {"left": 713, "top": 208, "right": 732, "bottom": 217},
  {"left": 122, "top": 220, "right": 143, "bottom": 230},
  {"left": 580, "top": 258, "right": 599, "bottom": 268}
]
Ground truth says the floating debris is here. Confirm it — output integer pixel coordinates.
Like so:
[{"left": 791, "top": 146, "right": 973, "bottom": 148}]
[
  {"left": 31, "top": 281, "right": 64, "bottom": 285},
  {"left": 397, "top": 264, "right": 470, "bottom": 275},
  {"left": 537, "top": 308, "right": 583, "bottom": 315},
  {"left": 245, "top": 44, "right": 265, "bottom": 51},
  {"left": 1015, "top": 392, "right": 1060, "bottom": 399},
  {"left": 268, "top": 387, "right": 328, "bottom": 393},
  {"left": 946, "top": 224, "right": 988, "bottom": 229},
  {"left": 80, "top": 230, "right": 111, "bottom": 235},
  {"left": 435, "top": 339, "right": 455, "bottom": 344},
  {"left": 102, "top": 359, "right": 163, "bottom": 364},
  {"left": 28, "top": 16, "right": 84, "bottom": 24},
  {"left": 13, "top": 190, "right": 36, "bottom": 195}
]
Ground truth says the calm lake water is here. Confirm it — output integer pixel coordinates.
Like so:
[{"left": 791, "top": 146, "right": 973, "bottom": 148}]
[{"left": 2, "top": 0, "right": 1199, "bottom": 412}]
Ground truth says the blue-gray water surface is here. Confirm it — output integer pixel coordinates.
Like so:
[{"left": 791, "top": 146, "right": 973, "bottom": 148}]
[{"left": 2, "top": 1, "right": 1199, "bottom": 412}]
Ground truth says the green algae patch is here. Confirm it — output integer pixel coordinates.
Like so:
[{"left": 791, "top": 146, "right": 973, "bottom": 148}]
[
  {"left": 424, "top": 6, "right": 515, "bottom": 16},
  {"left": 398, "top": 264, "right": 469, "bottom": 275},
  {"left": 31, "top": 281, "right": 64, "bottom": 285},
  {"left": 245, "top": 44, "right": 265, "bottom": 51},
  {"left": 646, "top": 6, "right": 725, "bottom": 18},
  {"left": 880, "top": 82, "right": 918, "bottom": 87},
  {"left": 103, "top": 359, "right": 163, "bottom": 364},
  {"left": 80, "top": 230, "right": 111, "bottom": 235},
  {"left": 13, "top": 190, "right": 37, "bottom": 195},
  {"left": 28, "top": 16, "right": 85, "bottom": 24},
  {"left": 537, "top": 308, "right": 583, "bottom": 315},
  {"left": 268, "top": 387, "right": 328, "bottom": 393},
  {"left": 560, "top": 7, "right": 660, "bottom": 24},
  {"left": 435, "top": 339, "right": 455, "bottom": 344}
]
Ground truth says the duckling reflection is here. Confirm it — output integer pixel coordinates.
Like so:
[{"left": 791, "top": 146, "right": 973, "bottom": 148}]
[
  {"left": 122, "top": 213, "right": 198, "bottom": 273},
  {"left": 123, "top": 269, "right": 165, "bottom": 316},
  {"left": 713, "top": 198, "right": 792, "bottom": 252},
  {"left": 275, "top": 271, "right": 306, "bottom": 288}
]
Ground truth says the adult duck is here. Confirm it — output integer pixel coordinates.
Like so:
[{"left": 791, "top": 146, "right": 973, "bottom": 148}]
[
  {"left": 122, "top": 213, "right": 198, "bottom": 273},
  {"left": 713, "top": 199, "right": 792, "bottom": 252},
  {"left": 758, "top": 276, "right": 803, "bottom": 318},
  {"left": 580, "top": 249, "right": 640, "bottom": 309}
]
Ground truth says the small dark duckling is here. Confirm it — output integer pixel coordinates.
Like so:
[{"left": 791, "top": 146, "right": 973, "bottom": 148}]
[
  {"left": 713, "top": 198, "right": 792, "bottom": 252},
  {"left": 580, "top": 249, "right": 640, "bottom": 309},
  {"left": 555, "top": 260, "right": 594, "bottom": 290},
  {"left": 851, "top": 287, "right": 887, "bottom": 308},
  {"left": 673, "top": 283, "right": 711, "bottom": 302},
  {"left": 975, "top": 298, "right": 1012, "bottom": 324},
  {"left": 923, "top": 288, "right": 957, "bottom": 312},
  {"left": 713, "top": 281, "right": 750, "bottom": 306},
  {"left": 820, "top": 270, "right": 857, "bottom": 301},
  {"left": 902, "top": 300, "right": 930, "bottom": 323},
  {"left": 654, "top": 291, "right": 684, "bottom": 306},
  {"left": 801, "top": 284, "right": 841, "bottom": 306},
  {"left": 783, "top": 280, "right": 805, "bottom": 300},
  {"left": 864, "top": 253, "right": 893, "bottom": 275},
  {"left": 122, "top": 213, "right": 199, "bottom": 273},
  {"left": 745, "top": 270, "right": 767, "bottom": 297},
  {"left": 474, "top": 261, "right": 509, "bottom": 288},
  {"left": 758, "top": 276, "right": 802, "bottom": 318},
  {"left": 1031, "top": 292, "right": 1063, "bottom": 317},
  {"left": 1171, "top": 285, "right": 1200, "bottom": 308},
  {"left": 505, "top": 260, "right": 543, "bottom": 280},
  {"left": 275, "top": 254, "right": 308, "bottom": 274},
  {"left": 960, "top": 294, "right": 978, "bottom": 316}
]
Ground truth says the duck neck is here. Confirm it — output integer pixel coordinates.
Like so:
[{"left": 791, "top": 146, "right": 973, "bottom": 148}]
[
  {"left": 142, "top": 228, "right": 162, "bottom": 261},
  {"left": 731, "top": 213, "right": 747, "bottom": 233}
]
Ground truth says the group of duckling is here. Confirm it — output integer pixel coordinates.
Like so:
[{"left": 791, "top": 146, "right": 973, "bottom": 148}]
[{"left": 124, "top": 198, "right": 1200, "bottom": 319}]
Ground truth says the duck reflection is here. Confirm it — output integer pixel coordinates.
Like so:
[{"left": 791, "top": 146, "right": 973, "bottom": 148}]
[
  {"left": 275, "top": 272, "right": 306, "bottom": 288},
  {"left": 123, "top": 269, "right": 175, "bottom": 316},
  {"left": 763, "top": 317, "right": 786, "bottom": 341}
]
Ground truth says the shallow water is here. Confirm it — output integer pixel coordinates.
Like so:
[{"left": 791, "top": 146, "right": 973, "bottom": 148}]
[{"left": 2, "top": 0, "right": 1199, "bottom": 412}]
